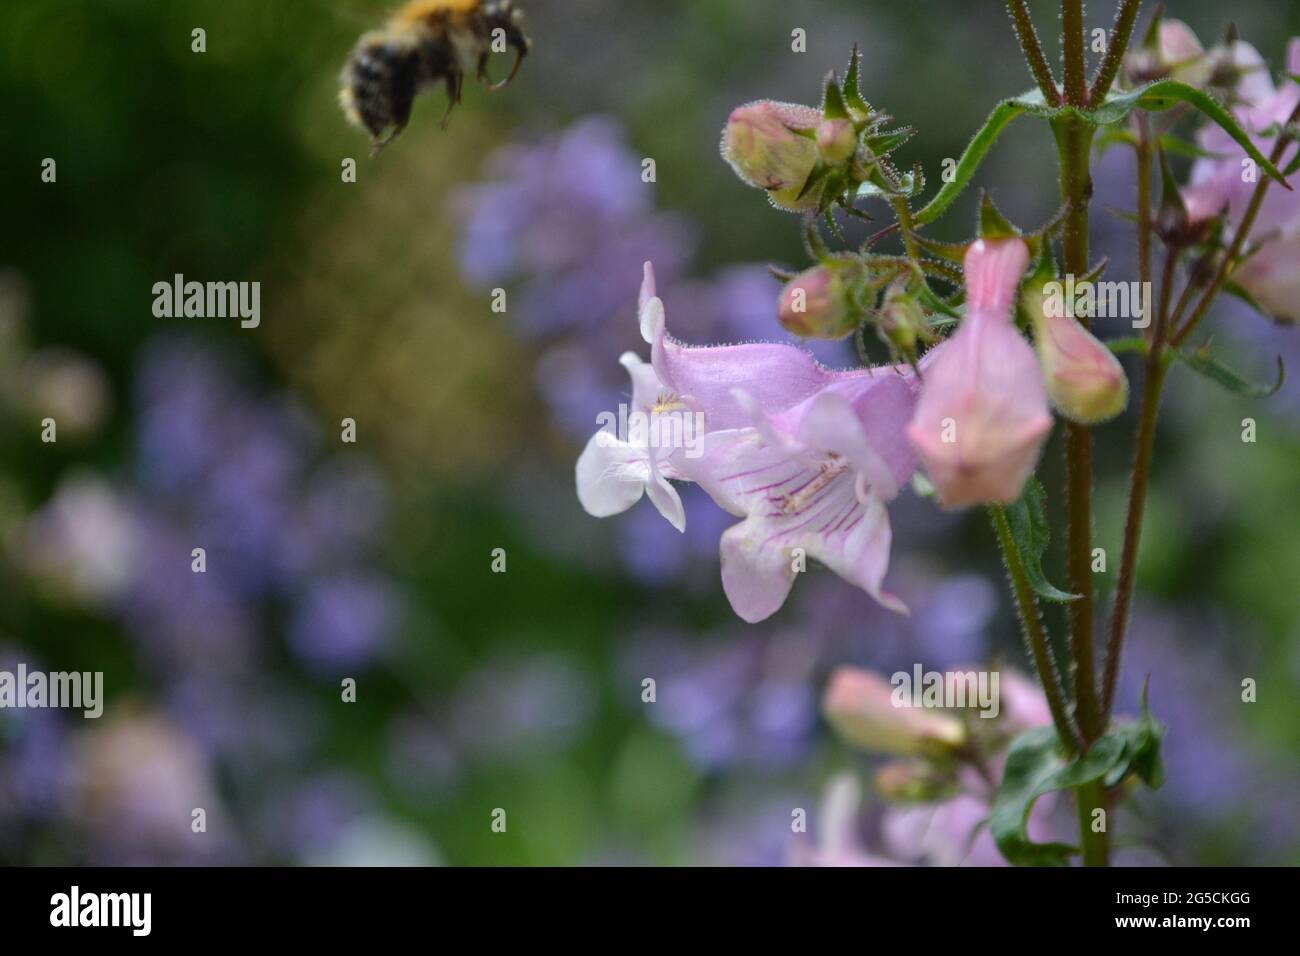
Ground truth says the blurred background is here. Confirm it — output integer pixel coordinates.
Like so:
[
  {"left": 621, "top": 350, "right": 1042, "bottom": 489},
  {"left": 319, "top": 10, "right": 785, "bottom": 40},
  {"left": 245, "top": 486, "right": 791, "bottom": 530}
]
[{"left": 0, "top": 0, "right": 1297, "bottom": 865}]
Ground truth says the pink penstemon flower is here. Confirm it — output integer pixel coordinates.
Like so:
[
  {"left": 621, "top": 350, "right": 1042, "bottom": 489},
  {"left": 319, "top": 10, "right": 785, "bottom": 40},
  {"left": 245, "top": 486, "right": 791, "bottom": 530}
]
[
  {"left": 905, "top": 237, "right": 1052, "bottom": 508},
  {"left": 578, "top": 262, "right": 921, "bottom": 621}
]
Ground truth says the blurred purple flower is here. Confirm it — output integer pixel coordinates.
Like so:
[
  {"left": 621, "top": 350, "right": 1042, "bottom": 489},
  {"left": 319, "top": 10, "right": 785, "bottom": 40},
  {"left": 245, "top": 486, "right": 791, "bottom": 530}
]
[
  {"left": 619, "top": 630, "right": 817, "bottom": 771},
  {"left": 287, "top": 572, "right": 400, "bottom": 675},
  {"left": 447, "top": 654, "right": 595, "bottom": 762}
]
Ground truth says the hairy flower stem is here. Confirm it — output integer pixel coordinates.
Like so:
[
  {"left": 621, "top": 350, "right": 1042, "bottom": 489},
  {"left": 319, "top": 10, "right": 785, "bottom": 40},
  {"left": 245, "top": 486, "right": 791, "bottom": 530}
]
[
  {"left": 1088, "top": 0, "right": 1143, "bottom": 106},
  {"left": 1007, "top": 0, "right": 1061, "bottom": 106},
  {"left": 1102, "top": 107, "right": 1300, "bottom": 717},
  {"left": 1058, "top": 0, "right": 1107, "bottom": 866},
  {"left": 1100, "top": 351, "right": 1168, "bottom": 714},
  {"left": 891, "top": 197, "right": 922, "bottom": 264},
  {"left": 1061, "top": 0, "right": 1088, "bottom": 107},
  {"left": 991, "top": 506, "right": 1082, "bottom": 755},
  {"left": 1052, "top": 114, "right": 1102, "bottom": 746}
]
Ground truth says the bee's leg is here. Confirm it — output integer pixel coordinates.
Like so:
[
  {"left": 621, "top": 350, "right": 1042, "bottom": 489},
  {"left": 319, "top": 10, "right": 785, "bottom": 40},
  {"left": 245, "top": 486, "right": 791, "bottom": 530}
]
[
  {"left": 480, "top": 17, "right": 530, "bottom": 91},
  {"left": 438, "top": 69, "right": 463, "bottom": 129}
]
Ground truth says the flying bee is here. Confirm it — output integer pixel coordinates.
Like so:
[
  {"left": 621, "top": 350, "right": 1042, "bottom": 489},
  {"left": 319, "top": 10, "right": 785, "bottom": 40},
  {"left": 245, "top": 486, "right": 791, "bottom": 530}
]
[{"left": 339, "top": 0, "right": 530, "bottom": 152}]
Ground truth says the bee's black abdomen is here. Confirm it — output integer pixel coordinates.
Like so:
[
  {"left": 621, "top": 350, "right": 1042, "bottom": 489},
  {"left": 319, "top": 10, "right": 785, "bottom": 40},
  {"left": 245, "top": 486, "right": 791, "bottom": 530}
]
[{"left": 343, "top": 34, "right": 421, "bottom": 139}]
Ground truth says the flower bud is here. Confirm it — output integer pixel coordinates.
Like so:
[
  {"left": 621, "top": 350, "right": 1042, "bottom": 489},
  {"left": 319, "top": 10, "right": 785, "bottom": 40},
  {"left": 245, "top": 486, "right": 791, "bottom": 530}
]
[
  {"left": 721, "top": 101, "right": 821, "bottom": 211},
  {"left": 906, "top": 238, "right": 1051, "bottom": 509},
  {"left": 778, "top": 263, "right": 860, "bottom": 340},
  {"left": 874, "top": 761, "right": 962, "bottom": 803},
  {"left": 1127, "top": 19, "right": 1209, "bottom": 86},
  {"left": 815, "top": 118, "right": 856, "bottom": 165},
  {"left": 879, "top": 278, "right": 931, "bottom": 358},
  {"left": 1026, "top": 283, "right": 1129, "bottom": 425},
  {"left": 823, "top": 667, "right": 967, "bottom": 757}
]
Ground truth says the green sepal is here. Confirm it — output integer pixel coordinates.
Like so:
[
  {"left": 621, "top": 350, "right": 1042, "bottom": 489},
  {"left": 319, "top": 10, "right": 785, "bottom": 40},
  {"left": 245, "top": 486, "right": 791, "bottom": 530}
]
[
  {"left": 916, "top": 284, "right": 960, "bottom": 319},
  {"left": 842, "top": 44, "right": 872, "bottom": 117},
  {"left": 913, "top": 234, "right": 969, "bottom": 264},
  {"left": 978, "top": 190, "right": 1021, "bottom": 240},
  {"left": 1004, "top": 477, "right": 1080, "bottom": 604},
  {"left": 822, "top": 72, "right": 850, "bottom": 120},
  {"left": 863, "top": 127, "right": 916, "bottom": 158}
]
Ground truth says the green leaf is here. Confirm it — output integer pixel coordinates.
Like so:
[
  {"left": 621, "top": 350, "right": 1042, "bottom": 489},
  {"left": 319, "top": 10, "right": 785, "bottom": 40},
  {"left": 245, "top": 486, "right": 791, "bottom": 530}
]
[
  {"left": 991, "top": 722, "right": 1158, "bottom": 866},
  {"left": 988, "top": 726, "right": 1078, "bottom": 867},
  {"left": 1106, "top": 335, "right": 1148, "bottom": 357},
  {"left": 1177, "top": 345, "right": 1285, "bottom": 398},
  {"left": 1103, "top": 679, "right": 1166, "bottom": 789},
  {"left": 1090, "top": 80, "right": 1290, "bottom": 187},
  {"left": 912, "top": 97, "right": 1032, "bottom": 226},
  {"left": 1004, "top": 478, "right": 1080, "bottom": 604}
]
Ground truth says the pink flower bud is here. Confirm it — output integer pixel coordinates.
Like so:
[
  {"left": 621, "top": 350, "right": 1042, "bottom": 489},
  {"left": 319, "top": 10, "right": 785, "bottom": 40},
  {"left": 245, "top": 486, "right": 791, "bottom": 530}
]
[
  {"left": 815, "top": 118, "right": 856, "bottom": 164},
  {"left": 823, "top": 668, "right": 966, "bottom": 757},
  {"left": 1026, "top": 284, "right": 1129, "bottom": 424},
  {"left": 1231, "top": 234, "right": 1300, "bottom": 323},
  {"left": 906, "top": 238, "right": 1051, "bottom": 509},
  {"left": 721, "top": 100, "right": 821, "bottom": 211},
  {"left": 778, "top": 264, "right": 859, "bottom": 340}
]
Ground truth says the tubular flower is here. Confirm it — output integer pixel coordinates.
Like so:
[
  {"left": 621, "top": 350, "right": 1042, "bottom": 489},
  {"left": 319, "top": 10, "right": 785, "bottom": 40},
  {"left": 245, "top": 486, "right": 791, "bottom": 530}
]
[
  {"left": 1024, "top": 282, "right": 1129, "bottom": 425},
  {"left": 906, "top": 238, "right": 1051, "bottom": 508},
  {"left": 678, "top": 366, "right": 918, "bottom": 622},
  {"left": 578, "top": 262, "right": 922, "bottom": 623}
]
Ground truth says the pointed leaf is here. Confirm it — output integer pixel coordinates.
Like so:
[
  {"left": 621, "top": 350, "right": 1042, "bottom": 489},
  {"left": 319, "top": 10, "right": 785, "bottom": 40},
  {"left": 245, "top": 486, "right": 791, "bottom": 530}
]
[
  {"left": 1004, "top": 478, "right": 1080, "bottom": 604},
  {"left": 1177, "top": 345, "right": 1285, "bottom": 398},
  {"left": 1091, "top": 80, "right": 1290, "bottom": 187}
]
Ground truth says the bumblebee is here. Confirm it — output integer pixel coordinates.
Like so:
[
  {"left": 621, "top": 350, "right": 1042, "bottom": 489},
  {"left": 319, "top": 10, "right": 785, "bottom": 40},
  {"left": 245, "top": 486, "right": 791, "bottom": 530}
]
[{"left": 340, "top": 0, "right": 530, "bottom": 151}]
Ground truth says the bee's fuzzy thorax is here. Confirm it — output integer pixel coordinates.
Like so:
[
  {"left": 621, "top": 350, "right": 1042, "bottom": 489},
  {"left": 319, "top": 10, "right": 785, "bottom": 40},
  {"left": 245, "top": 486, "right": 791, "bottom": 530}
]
[{"left": 391, "top": 0, "right": 484, "bottom": 27}]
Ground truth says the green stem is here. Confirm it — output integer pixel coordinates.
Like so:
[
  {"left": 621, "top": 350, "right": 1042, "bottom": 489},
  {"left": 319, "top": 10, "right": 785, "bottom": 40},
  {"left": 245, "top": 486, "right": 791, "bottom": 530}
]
[
  {"left": 1102, "top": 103, "right": 1300, "bottom": 721},
  {"left": 1076, "top": 779, "right": 1110, "bottom": 866},
  {"left": 1061, "top": 0, "right": 1087, "bottom": 106},
  {"left": 1101, "top": 350, "right": 1169, "bottom": 715},
  {"left": 990, "top": 506, "right": 1082, "bottom": 755},
  {"left": 1006, "top": 0, "right": 1061, "bottom": 106},
  {"left": 1052, "top": 115, "right": 1102, "bottom": 745},
  {"left": 891, "top": 197, "right": 922, "bottom": 263},
  {"left": 1056, "top": 7, "right": 1107, "bottom": 864},
  {"left": 1087, "top": 0, "right": 1143, "bottom": 106}
]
